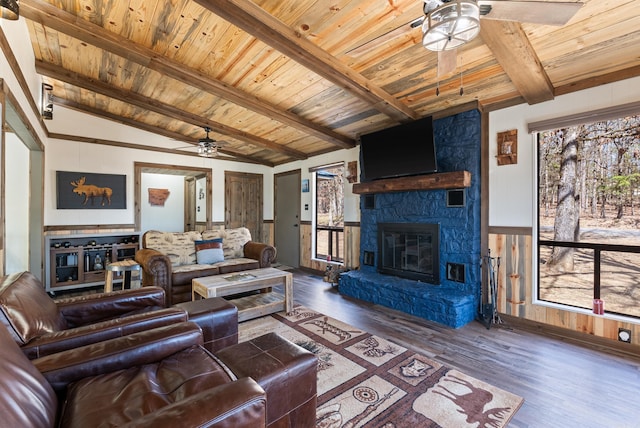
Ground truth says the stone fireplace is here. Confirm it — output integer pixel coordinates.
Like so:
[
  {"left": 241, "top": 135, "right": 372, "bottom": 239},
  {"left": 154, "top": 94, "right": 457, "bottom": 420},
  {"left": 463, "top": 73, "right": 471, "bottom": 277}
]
[{"left": 340, "top": 110, "right": 482, "bottom": 328}]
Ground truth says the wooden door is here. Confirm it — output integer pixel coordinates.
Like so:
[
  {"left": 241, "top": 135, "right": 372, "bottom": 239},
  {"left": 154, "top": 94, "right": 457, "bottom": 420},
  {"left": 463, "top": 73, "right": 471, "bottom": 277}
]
[
  {"left": 184, "top": 177, "right": 196, "bottom": 231},
  {"left": 225, "top": 171, "right": 263, "bottom": 241}
]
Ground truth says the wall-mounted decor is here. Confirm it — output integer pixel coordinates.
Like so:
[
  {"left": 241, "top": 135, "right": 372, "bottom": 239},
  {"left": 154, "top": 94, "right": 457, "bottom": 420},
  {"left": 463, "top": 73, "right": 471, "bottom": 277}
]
[
  {"left": 496, "top": 129, "right": 518, "bottom": 165},
  {"left": 57, "top": 171, "right": 126, "bottom": 209},
  {"left": 148, "top": 188, "right": 171, "bottom": 206},
  {"left": 302, "top": 179, "right": 310, "bottom": 192},
  {"left": 346, "top": 160, "right": 358, "bottom": 183}
]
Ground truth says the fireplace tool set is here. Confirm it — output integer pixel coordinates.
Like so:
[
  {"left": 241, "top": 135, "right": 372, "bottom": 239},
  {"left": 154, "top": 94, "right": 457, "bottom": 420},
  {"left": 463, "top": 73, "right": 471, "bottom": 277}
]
[{"left": 480, "top": 249, "right": 501, "bottom": 329}]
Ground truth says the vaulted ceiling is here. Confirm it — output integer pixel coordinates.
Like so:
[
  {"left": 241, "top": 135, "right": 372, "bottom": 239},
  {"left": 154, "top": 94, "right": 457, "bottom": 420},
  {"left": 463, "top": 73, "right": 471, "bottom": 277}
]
[{"left": 23, "top": 0, "right": 640, "bottom": 166}]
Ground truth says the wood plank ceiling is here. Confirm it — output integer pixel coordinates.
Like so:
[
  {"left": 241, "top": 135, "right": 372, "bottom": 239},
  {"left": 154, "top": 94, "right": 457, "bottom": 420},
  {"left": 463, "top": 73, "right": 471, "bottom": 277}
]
[{"left": 22, "top": 0, "right": 640, "bottom": 166}]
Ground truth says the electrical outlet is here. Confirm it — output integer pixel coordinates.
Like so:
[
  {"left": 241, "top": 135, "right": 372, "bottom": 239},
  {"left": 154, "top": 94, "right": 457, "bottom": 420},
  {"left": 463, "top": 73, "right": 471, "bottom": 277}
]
[{"left": 618, "top": 328, "right": 632, "bottom": 343}]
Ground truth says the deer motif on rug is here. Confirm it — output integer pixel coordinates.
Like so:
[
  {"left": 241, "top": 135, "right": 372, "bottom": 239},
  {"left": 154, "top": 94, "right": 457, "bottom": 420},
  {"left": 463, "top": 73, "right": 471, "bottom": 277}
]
[
  {"left": 433, "top": 374, "right": 512, "bottom": 428},
  {"left": 70, "top": 177, "right": 113, "bottom": 206}
]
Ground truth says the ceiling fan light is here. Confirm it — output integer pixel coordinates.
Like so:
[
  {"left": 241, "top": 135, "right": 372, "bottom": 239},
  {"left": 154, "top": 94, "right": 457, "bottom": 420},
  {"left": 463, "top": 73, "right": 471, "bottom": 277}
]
[
  {"left": 1, "top": 0, "right": 19, "bottom": 20},
  {"left": 422, "top": 0, "right": 480, "bottom": 51},
  {"left": 198, "top": 142, "right": 218, "bottom": 157}
]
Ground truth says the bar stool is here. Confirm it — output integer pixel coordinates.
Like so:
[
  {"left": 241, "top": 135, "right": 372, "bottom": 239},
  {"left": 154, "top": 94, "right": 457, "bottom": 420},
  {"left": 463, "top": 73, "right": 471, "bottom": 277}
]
[{"left": 104, "top": 259, "right": 141, "bottom": 293}]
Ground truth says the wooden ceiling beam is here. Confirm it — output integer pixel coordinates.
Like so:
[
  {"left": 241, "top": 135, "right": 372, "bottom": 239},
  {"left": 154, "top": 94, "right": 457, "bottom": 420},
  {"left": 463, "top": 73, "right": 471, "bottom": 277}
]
[
  {"left": 50, "top": 96, "right": 270, "bottom": 165},
  {"left": 480, "top": 20, "right": 555, "bottom": 105},
  {"left": 48, "top": 132, "right": 242, "bottom": 163},
  {"left": 36, "top": 60, "right": 307, "bottom": 160},
  {"left": 193, "top": 0, "right": 419, "bottom": 123},
  {"left": 20, "top": 0, "right": 354, "bottom": 150}
]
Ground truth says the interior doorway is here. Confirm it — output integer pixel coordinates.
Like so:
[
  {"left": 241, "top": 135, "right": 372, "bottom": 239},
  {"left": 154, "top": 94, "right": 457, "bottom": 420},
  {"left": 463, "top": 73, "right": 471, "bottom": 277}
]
[
  {"left": 274, "top": 170, "right": 301, "bottom": 268},
  {"left": 134, "top": 162, "right": 212, "bottom": 233},
  {"left": 1, "top": 90, "right": 45, "bottom": 279}
]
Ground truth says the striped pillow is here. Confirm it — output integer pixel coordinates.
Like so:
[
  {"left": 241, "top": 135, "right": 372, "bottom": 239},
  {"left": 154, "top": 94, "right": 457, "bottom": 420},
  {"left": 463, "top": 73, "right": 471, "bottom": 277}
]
[{"left": 194, "top": 239, "right": 224, "bottom": 264}]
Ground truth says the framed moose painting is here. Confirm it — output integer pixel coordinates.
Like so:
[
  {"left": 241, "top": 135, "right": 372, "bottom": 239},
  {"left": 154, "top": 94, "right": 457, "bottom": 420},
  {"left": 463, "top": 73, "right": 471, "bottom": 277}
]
[{"left": 56, "top": 171, "right": 126, "bottom": 209}]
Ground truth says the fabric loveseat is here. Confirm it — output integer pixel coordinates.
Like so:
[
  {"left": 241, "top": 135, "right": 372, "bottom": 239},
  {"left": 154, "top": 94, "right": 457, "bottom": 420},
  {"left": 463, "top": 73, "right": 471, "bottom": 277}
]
[
  {"left": 136, "top": 227, "right": 276, "bottom": 305},
  {"left": 1, "top": 320, "right": 318, "bottom": 427}
]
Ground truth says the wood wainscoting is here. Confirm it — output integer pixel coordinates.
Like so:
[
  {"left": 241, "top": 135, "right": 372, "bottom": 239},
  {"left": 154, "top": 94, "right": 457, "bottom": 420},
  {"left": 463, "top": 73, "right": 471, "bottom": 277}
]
[{"left": 490, "top": 228, "right": 640, "bottom": 352}]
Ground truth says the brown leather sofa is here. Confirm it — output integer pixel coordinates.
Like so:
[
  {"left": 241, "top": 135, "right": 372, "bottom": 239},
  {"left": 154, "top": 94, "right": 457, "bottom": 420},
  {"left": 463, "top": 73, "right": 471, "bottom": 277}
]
[
  {"left": 1, "top": 321, "right": 317, "bottom": 427},
  {"left": 136, "top": 228, "right": 277, "bottom": 305},
  {"left": 0, "top": 271, "right": 238, "bottom": 358}
]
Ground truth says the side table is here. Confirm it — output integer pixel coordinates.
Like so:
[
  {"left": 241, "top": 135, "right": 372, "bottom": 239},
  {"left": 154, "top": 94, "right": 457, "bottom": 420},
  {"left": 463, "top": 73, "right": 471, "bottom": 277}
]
[{"left": 104, "top": 259, "right": 141, "bottom": 293}]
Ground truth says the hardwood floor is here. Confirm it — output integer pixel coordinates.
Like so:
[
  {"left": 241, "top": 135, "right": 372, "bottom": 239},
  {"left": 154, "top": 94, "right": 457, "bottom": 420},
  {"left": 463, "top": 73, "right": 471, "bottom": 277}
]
[{"left": 284, "top": 269, "right": 640, "bottom": 428}]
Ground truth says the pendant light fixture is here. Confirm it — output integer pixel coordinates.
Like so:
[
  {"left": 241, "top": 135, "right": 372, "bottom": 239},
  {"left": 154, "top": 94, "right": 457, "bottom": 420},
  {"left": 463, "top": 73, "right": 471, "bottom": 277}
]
[{"left": 422, "top": 0, "right": 480, "bottom": 51}]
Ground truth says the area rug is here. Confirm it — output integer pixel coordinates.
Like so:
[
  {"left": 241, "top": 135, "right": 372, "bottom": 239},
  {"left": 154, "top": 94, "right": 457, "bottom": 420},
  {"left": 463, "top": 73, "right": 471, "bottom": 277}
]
[{"left": 239, "top": 306, "right": 524, "bottom": 428}]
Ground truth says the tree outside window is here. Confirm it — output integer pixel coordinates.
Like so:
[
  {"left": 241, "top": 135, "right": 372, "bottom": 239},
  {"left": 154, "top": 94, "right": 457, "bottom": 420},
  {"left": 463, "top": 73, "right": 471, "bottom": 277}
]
[
  {"left": 315, "top": 165, "right": 344, "bottom": 262},
  {"left": 538, "top": 114, "right": 640, "bottom": 317}
]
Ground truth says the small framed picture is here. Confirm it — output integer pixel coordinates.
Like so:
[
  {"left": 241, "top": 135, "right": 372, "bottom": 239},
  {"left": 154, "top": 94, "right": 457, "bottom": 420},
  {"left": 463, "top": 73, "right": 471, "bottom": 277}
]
[{"left": 302, "top": 179, "right": 310, "bottom": 193}]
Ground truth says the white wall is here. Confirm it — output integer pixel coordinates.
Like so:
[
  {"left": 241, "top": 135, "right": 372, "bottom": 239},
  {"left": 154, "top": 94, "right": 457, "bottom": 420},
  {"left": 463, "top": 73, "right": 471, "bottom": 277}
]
[
  {"left": 489, "top": 76, "right": 640, "bottom": 227},
  {"left": 274, "top": 147, "right": 360, "bottom": 223},
  {"left": 4, "top": 133, "right": 29, "bottom": 273},
  {"left": 141, "top": 173, "right": 185, "bottom": 232},
  {"left": 44, "top": 106, "right": 274, "bottom": 226}
]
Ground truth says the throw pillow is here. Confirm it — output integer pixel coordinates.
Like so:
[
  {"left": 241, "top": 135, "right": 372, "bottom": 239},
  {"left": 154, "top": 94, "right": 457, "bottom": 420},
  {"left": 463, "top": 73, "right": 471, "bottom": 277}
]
[{"left": 194, "top": 239, "right": 224, "bottom": 264}]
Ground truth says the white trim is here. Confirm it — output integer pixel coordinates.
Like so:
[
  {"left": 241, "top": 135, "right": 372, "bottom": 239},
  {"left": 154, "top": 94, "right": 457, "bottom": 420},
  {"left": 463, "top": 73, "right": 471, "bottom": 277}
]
[
  {"left": 531, "top": 132, "right": 539, "bottom": 304},
  {"left": 528, "top": 100, "right": 640, "bottom": 133},
  {"left": 308, "top": 161, "right": 344, "bottom": 173}
]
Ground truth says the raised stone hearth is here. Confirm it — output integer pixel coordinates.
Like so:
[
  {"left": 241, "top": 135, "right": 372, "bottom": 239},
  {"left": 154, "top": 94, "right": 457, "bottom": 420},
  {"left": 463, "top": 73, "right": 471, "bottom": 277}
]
[
  {"left": 342, "top": 110, "right": 481, "bottom": 328},
  {"left": 340, "top": 270, "right": 477, "bottom": 328}
]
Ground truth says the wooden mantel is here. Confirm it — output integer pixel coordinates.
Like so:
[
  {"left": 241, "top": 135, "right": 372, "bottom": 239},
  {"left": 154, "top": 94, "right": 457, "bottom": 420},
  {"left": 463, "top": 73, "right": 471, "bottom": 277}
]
[{"left": 352, "top": 171, "right": 471, "bottom": 194}]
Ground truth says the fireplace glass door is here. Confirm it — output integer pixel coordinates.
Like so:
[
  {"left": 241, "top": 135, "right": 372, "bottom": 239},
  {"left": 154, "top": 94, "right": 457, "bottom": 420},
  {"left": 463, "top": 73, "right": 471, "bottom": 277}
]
[{"left": 378, "top": 223, "right": 440, "bottom": 284}]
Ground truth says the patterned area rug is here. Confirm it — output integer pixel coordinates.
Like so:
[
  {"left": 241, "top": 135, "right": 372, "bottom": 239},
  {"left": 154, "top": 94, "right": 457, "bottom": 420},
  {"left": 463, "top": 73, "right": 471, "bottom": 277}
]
[{"left": 239, "top": 306, "right": 523, "bottom": 428}]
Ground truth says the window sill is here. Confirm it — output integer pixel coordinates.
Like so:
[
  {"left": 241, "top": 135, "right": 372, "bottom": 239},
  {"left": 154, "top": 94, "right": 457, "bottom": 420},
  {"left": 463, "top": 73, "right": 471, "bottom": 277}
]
[{"left": 533, "top": 298, "right": 640, "bottom": 326}]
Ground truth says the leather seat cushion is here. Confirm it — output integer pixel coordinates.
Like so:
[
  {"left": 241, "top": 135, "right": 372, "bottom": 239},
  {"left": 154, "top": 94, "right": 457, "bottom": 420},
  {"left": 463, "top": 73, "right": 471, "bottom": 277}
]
[
  {"left": 216, "top": 332, "right": 317, "bottom": 425},
  {"left": 59, "top": 346, "right": 235, "bottom": 428}
]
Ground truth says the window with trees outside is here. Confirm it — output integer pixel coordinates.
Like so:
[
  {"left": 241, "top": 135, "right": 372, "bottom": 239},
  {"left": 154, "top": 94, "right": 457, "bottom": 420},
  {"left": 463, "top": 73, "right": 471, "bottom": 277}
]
[
  {"left": 537, "top": 111, "right": 640, "bottom": 319},
  {"left": 314, "top": 163, "right": 345, "bottom": 263}
]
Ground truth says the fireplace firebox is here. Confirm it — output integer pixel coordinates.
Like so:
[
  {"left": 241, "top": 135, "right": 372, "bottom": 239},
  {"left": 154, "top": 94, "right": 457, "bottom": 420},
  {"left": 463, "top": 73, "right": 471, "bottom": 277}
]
[{"left": 377, "top": 223, "right": 440, "bottom": 284}]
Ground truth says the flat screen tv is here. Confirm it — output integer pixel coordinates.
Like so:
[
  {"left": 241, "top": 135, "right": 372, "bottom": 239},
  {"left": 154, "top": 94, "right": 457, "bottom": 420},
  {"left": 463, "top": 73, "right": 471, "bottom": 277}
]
[{"left": 360, "top": 116, "right": 437, "bottom": 182}]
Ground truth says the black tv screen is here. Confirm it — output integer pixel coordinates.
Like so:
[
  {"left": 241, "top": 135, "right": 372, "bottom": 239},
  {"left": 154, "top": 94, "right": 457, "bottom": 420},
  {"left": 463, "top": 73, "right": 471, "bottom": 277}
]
[{"left": 360, "top": 116, "right": 437, "bottom": 182}]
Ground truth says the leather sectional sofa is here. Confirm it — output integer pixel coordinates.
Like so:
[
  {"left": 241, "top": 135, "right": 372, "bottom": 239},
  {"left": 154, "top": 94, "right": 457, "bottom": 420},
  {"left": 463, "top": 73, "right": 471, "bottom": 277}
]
[
  {"left": 0, "top": 271, "right": 238, "bottom": 357},
  {"left": 0, "top": 271, "right": 318, "bottom": 427},
  {"left": 1, "top": 321, "right": 318, "bottom": 427},
  {"left": 136, "top": 227, "right": 277, "bottom": 305}
]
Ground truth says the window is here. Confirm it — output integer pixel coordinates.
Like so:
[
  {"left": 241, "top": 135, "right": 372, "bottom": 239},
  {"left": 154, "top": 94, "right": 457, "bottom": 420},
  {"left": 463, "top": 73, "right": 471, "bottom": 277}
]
[
  {"left": 535, "top": 110, "right": 640, "bottom": 318},
  {"left": 313, "top": 163, "right": 345, "bottom": 262}
]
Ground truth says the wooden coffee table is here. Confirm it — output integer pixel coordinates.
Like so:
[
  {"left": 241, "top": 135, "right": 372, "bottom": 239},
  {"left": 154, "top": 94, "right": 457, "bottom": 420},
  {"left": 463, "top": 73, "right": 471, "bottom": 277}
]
[{"left": 192, "top": 267, "right": 293, "bottom": 322}]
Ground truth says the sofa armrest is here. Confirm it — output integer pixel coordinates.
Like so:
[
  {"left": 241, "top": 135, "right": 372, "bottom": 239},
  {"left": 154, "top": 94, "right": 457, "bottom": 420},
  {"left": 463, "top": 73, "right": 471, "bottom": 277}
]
[
  {"left": 56, "top": 287, "right": 167, "bottom": 326},
  {"left": 22, "top": 308, "right": 188, "bottom": 359},
  {"left": 123, "top": 378, "right": 267, "bottom": 428},
  {"left": 35, "top": 322, "right": 203, "bottom": 392},
  {"left": 243, "top": 242, "right": 277, "bottom": 268},
  {"left": 135, "top": 249, "right": 174, "bottom": 304}
]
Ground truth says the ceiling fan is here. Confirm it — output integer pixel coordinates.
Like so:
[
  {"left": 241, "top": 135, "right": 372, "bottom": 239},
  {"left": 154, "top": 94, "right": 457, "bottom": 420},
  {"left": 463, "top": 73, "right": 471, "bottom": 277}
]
[
  {"left": 173, "top": 127, "right": 225, "bottom": 158},
  {"left": 347, "top": 0, "right": 584, "bottom": 57}
]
